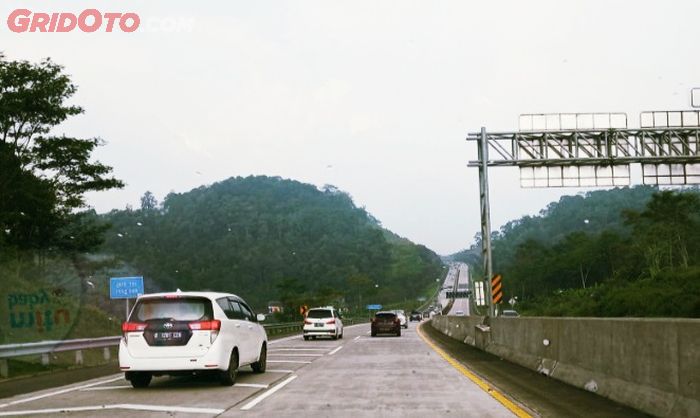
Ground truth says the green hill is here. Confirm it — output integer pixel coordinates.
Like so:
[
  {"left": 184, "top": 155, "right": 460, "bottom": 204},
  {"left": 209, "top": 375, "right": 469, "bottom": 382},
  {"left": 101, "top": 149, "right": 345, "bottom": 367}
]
[
  {"left": 452, "top": 186, "right": 700, "bottom": 318},
  {"left": 101, "top": 176, "right": 442, "bottom": 314}
]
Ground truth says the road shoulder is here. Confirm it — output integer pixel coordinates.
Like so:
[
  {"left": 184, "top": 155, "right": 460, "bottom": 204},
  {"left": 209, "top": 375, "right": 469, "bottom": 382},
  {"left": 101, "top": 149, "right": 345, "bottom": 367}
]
[{"left": 419, "top": 320, "right": 650, "bottom": 418}]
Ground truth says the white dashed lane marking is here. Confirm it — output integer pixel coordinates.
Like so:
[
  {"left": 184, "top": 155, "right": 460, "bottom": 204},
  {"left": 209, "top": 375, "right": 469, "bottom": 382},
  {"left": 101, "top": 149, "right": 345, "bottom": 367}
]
[
  {"left": 240, "top": 375, "right": 298, "bottom": 411},
  {"left": 328, "top": 346, "right": 343, "bottom": 355}
]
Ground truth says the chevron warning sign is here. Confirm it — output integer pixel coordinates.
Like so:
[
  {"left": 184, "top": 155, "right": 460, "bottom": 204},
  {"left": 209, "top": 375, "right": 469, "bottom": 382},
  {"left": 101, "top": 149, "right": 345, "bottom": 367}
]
[{"left": 491, "top": 274, "right": 503, "bottom": 304}]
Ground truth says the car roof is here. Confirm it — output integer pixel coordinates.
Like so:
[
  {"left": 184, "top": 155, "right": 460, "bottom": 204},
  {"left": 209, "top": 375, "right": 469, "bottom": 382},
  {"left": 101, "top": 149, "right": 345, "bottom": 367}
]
[
  {"left": 375, "top": 311, "right": 396, "bottom": 315},
  {"left": 136, "top": 291, "right": 242, "bottom": 301}
]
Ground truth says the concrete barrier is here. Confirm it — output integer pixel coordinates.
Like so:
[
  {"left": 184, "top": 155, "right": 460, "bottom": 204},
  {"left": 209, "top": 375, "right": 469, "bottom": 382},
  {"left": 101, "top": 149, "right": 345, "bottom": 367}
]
[{"left": 431, "top": 316, "right": 700, "bottom": 417}]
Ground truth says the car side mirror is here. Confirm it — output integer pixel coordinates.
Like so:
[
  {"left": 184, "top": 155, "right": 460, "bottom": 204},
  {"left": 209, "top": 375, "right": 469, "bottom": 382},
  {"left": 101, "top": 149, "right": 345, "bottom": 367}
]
[{"left": 256, "top": 313, "right": 266, "bottom": 322}]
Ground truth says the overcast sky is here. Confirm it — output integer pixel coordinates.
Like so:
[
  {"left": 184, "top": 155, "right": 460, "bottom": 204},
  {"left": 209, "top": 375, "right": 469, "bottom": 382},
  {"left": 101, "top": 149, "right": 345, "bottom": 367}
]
[{"left": 3, "top": 1, "right": 699, "bottom": 254}]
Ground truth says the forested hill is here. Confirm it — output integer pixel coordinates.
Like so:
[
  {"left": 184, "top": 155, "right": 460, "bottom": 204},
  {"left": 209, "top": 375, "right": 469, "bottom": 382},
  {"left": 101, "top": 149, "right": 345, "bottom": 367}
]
[
  {"left": 101, "top": 176, "right": 442, "bottom": 312},
  {"left": 452, "top": 186, "right": 700, "bottom": 317},
  {"left": 452, "top": 186, "right": 659, "bottom": 269}
]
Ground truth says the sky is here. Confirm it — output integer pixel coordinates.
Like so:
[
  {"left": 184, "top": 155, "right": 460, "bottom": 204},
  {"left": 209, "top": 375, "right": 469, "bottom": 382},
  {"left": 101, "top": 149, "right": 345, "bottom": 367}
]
[{"left": 2, "top": 0, "right": 699, "bottom": 254}]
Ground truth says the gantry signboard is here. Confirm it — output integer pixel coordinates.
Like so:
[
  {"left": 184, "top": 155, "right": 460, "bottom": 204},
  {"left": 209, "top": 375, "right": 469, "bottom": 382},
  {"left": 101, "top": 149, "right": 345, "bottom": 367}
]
[{"left": 470, "top": 114, "right": 700, "bottom": 188}]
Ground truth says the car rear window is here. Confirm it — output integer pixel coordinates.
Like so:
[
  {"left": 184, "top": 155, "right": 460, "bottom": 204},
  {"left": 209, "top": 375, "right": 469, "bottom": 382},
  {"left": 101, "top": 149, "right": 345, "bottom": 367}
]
[
  {"left": 307, "top": 309, "right": 332, "bottom": 318},
  {"left": 132, "top": 297, "right": 213, "bottom": 322},
  {"left": 376, "top": 312, "right": 396, "bottom": 319}
]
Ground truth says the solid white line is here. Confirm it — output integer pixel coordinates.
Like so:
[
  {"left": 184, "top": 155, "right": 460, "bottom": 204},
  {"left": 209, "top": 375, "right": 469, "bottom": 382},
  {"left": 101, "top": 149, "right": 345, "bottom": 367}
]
[
  {"left": 0, "top": 405, "right": 108, "bottom": 416},
  {"left": 265, "top": 369, "right": 295, "bottom": 373},
  {"left": 267, "top": 353, "right": 323, "bottom": 357},
  {"left": 0, "top": 376, "right": 123, "bottom": 408},
  {"left": 267, "top": 360, "right": 312, "bottom": 364},
  {"left": 240, "top": 375, "right": 298, "bottom": 411},
  {"left": 328, "top": 346, "right": 343, "bottom": 355},
  {"left": 116, "top": 404, "right": 224, "bottom": 414},
  {"left": 0, "top": 403, "right": 224, "bottom": 416},
  {"left": 234, "top": 383, "right": 269, "bottom": 389},
  {"left": 268, "top": 348, "right": 329, "bottom": 352},
  {"left": 79, "top": 385, "right": 131, "bottom": 391}
]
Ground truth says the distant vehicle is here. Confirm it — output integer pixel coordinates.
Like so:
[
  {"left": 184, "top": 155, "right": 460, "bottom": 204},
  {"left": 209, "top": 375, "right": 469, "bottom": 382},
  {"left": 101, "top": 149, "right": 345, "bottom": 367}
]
[
  {"left": 119, "top": 291, "right": 268, "bottom": 388},
  {"left": 501, "top": 310, "right": 520, "bottom": 317},
  {"left": 303, "top": 307, "right": 344, "bottom": 340},
  {"left": 371, "top": 311, "right": 401, "bottom": 337},
  {"left": 409, "top": 311, "right": 422, "bottom": 321},
  {"left": 454, "top": 310, "right": 465, "bottom": 316},
  {"left": 393, "top": 310, "right": 408, "bottom": 328}
]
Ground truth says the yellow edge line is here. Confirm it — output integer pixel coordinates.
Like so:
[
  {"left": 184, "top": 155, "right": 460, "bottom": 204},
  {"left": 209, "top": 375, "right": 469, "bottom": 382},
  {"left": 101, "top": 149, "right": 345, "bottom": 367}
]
[{"left": 417, "top": 322, "right": 533, "bottom": 418}]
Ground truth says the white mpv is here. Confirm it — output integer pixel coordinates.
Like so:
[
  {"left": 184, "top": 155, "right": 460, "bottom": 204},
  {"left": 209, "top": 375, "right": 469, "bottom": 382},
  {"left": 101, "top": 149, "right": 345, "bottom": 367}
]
[
  {"left": 119, "top": 291, "right": 268, "bottom": 388},
  {"left": 303, "top": 306, "right": 344, "bottom": 340}
]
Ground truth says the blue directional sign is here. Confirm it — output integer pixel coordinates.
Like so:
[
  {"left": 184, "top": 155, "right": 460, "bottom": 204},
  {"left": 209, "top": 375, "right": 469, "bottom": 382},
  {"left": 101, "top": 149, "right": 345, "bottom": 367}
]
[
  {"left": 366, "top": 304, "right": 382, "bottom": 310},
  {"left": 110, "top": 276, "right": 144, "bottom": 299}
]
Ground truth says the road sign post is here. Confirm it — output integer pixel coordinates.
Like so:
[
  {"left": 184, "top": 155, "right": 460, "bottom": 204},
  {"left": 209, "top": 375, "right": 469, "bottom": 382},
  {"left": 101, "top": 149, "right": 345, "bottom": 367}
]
[
  {"left": 110, "top": 277, "right": 144, "bottom": 319},
  {"left": 477, "top": 127, "right": 495, "bottom": 317}
]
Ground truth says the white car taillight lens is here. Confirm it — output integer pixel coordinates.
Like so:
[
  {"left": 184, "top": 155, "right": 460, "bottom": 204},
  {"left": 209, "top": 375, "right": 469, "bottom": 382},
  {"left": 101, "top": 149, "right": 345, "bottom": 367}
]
[
  {"left": 121, "top": 322, "right": 146, "bottom": 345},
  {"left": 189, "top": 320, "right": 221, "bottom": 344}
]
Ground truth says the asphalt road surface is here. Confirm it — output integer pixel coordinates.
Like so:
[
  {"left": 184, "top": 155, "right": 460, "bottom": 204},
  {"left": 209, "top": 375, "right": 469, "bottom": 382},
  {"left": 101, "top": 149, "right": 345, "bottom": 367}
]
[
  {"left": 448, "top": 263, "right": 471, "bottom": 316},
  {"left": 0, "top": 323, "right": 519, "bottom": 417}
]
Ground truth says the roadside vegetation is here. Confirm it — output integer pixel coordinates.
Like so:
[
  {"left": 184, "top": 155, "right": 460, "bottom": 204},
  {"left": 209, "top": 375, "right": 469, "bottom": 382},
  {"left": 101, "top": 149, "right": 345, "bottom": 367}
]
[{"left": 454, "top": 186, "right": 700, "bottom": 318}]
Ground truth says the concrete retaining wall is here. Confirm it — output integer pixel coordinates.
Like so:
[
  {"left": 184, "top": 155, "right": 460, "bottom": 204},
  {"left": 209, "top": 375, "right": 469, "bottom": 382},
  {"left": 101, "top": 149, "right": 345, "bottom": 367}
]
[{"left": 431, "top": 316, "right": 700, "bottom": 417}]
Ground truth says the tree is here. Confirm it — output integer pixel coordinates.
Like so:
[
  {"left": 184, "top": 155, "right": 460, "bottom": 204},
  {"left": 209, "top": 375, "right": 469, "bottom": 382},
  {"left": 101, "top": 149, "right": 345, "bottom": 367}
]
[
  {"left": 624, "top": 191, "right": 700, "bottom": 275},
  {"left": 0, "top": 54, "right": 123, "bottom": 252},
  {"left": 140, "top": 191, "right": 158, "bottom": 212}
]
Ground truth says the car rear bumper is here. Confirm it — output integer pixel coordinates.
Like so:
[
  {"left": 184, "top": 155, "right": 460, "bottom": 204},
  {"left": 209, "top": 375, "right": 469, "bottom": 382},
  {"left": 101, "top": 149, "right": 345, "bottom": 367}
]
[
  {"left": 371, "top": 325, "right": 400, "bottom": 334},
  {"left": 118, "top": 339, "right": 229, "bottom": 372},
  {"left": 303, "top": 325, "right": 339, "bottom": 335}
]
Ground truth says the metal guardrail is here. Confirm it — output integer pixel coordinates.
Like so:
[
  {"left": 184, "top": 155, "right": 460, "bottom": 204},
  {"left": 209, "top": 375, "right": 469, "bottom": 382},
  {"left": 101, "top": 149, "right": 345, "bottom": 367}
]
[
  {"left": 0, "top": 337, "right": 122, "bottom": 360},
  {"left": 0, "top": 320, "right": 365, "bottom": 377}
]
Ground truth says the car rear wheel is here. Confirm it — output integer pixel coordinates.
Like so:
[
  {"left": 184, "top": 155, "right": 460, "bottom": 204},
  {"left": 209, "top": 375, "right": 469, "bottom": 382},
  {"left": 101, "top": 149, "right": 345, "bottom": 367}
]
[
  {"left": 303, "top": 335, "right": 310, "bottom": 341},
  {"left": 371, "top": 330, "right": 376, "bottom": 337},
  {"left": 129, "top": 372, "right": 152, "bottom": 389},
  {"left": 251, "top": 344, "right": 266, "bottom": 373},
  {"left": 396, "top": 329, "right": 401, "bottom": 337},
  {"left": 220, "top": 349, "right": 239, "bottom": 386}
]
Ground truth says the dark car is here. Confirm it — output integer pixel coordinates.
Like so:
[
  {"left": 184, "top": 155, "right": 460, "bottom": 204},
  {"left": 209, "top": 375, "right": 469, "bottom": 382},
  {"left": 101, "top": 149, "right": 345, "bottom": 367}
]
[
  {"left": 409, "top": 311, "right": 422, "bottom": 321},
  {"left": 371, "top": 311, "right": 401, "bottom": 337}
]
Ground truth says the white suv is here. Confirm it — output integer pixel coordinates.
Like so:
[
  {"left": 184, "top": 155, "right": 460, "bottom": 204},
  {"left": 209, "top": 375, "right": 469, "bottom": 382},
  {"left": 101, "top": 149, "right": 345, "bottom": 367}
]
[
  {"left": 119, "top": 291, "right": 268, "bottom": 388},
  {"left": 303, "top": 307, "right": 343, "bottom": 340},
  {"left": 394, "top": 310, "right": 408, "bottom": 329}
]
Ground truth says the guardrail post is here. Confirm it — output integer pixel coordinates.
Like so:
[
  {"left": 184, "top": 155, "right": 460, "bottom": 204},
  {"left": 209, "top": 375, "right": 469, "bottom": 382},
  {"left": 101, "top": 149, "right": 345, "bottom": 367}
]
[
  {"left": 75, "top": 350, "right": 83, "bottom": 365},
  {"left": 41, "top": 353, "right": 49, "bottom": 366},
  {"left": 103, "top": 347, "right": 111, "bottom": 361},
  {"left": 0, "top": 359, "right": 8, "bottom": 378}
]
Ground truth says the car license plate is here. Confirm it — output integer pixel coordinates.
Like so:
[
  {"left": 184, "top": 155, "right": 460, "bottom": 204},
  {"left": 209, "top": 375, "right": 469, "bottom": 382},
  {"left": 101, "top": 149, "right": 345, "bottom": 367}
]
[
  {"left": 156, "top": 332, "right": 182, "bottom": 339},
  {"left": 314, "top": 323, "right": 323, "bottom": 327}
]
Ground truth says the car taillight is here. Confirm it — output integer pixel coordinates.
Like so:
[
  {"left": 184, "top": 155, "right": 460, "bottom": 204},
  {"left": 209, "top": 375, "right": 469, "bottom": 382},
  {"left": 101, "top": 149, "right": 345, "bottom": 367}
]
[
  {"left": 326, "top": 319, "right": 335, "bottom": 324},
  {"left": 122, "top": 322, "right": 146, "bottom": 333},
  {"left": 189, "top": 320, "right": 221, "bottom": 344},
  {"left": 188, "top": 320, "right": 221, "bottom": 331},
  {"left": 371, "top": 318, "right": 376, "bottom": 323},
  {"left": 304, "top": 319, "right": 312, "bottom": 325},
  {"left": 394, "top": 318, "right": 400, "bottom": 324},
  {"left": 121, "top": 322, "right": 146, "bottom": 345}
]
